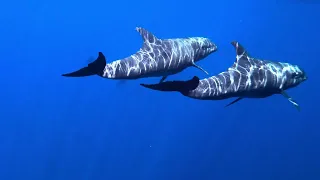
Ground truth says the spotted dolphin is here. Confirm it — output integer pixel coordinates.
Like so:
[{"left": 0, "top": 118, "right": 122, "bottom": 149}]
[
  {"left": 62, "top": 27, "right": 218, "bottom": 82},
  {"left": 140, "top": 41, "right": 307, "bottom": 110}
]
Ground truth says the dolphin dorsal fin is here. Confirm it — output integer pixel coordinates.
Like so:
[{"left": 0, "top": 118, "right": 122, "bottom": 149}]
[
  {"left": 230, "top": 41, "right": 251, "bottom": 68},
  {"left": 136, "top": 27, "right": 159, "bottom": 43}
]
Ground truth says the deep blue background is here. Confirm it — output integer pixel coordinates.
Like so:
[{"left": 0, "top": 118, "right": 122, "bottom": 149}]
[{"left": 0, "top": 0, "right": 319, "bottom": 179}]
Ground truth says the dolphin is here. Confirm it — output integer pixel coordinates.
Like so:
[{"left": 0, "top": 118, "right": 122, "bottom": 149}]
[
  {"left": 62, "top": 27, "right": 218, "bottom": 83},
  {"left": 140, "top": 41, "right": 307, "bottom": 111}
]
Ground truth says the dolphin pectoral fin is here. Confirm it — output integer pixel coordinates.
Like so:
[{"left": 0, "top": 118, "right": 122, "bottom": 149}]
[
  {"left": 159, "top": 76, "right": 168, "bottom": 83},
  {"left": 62, "top": 52, "right": 107, "bottom": 77},
  {"left": 281, "top": 90, "right": 300, "bottom": 111},
  {"left": 225, "top": 98, "right": 243, "bottom": 107},
  {"left": 192, "top": 63, "right": 209, "bottom": 75}
]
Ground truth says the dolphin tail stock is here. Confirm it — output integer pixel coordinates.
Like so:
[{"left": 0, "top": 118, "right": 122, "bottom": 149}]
[
  {"left": 140, "top": 76, "right": 200, "bottom": 94},
  {"left": 62, "top": 52, "right": 107, "bottom": 77}
]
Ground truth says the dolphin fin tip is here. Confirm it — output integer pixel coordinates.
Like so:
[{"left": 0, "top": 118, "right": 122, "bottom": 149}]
[{"left": 61, "top": 67, "right": 95, "bottom": 77}]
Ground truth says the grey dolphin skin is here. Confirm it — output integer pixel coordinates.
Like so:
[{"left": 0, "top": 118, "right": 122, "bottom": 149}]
[
  {"left": 141, "top": 41, "right": 307, "bottom": 111},
  {"left": 62, "top": 27, "right": 218, "bottom": 82}
]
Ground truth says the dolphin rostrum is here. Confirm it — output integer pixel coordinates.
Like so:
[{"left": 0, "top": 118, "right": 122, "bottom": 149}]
[
  {"left": 140, "top": 41, "right": 307, "bottom": 110},
  {"left": 62, "top": 27, "right": 218, "bottom": 82}
]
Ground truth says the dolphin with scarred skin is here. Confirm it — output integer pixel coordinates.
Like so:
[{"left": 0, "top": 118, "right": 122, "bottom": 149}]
[
  {"left": 62, "top": 27, "right": 217, "bottom": 82},
  {"left": 140, "top": 41, "right": 307, "bottom": 111}
]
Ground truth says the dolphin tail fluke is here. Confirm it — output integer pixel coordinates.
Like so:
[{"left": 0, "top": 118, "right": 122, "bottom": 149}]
[
  {"left": 140, "top": 76, "right": 200, "bottom": 94},
  {"left": 62, "top": 67, "right": 95, "bottom": 77},
  {"left": 62, "top": 52, "right": 107, "bottom": 77}
]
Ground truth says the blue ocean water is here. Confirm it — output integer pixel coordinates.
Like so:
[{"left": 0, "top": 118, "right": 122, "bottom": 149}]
[{"left": 0, "top": 0, "right": 319, "bottom": 179}]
